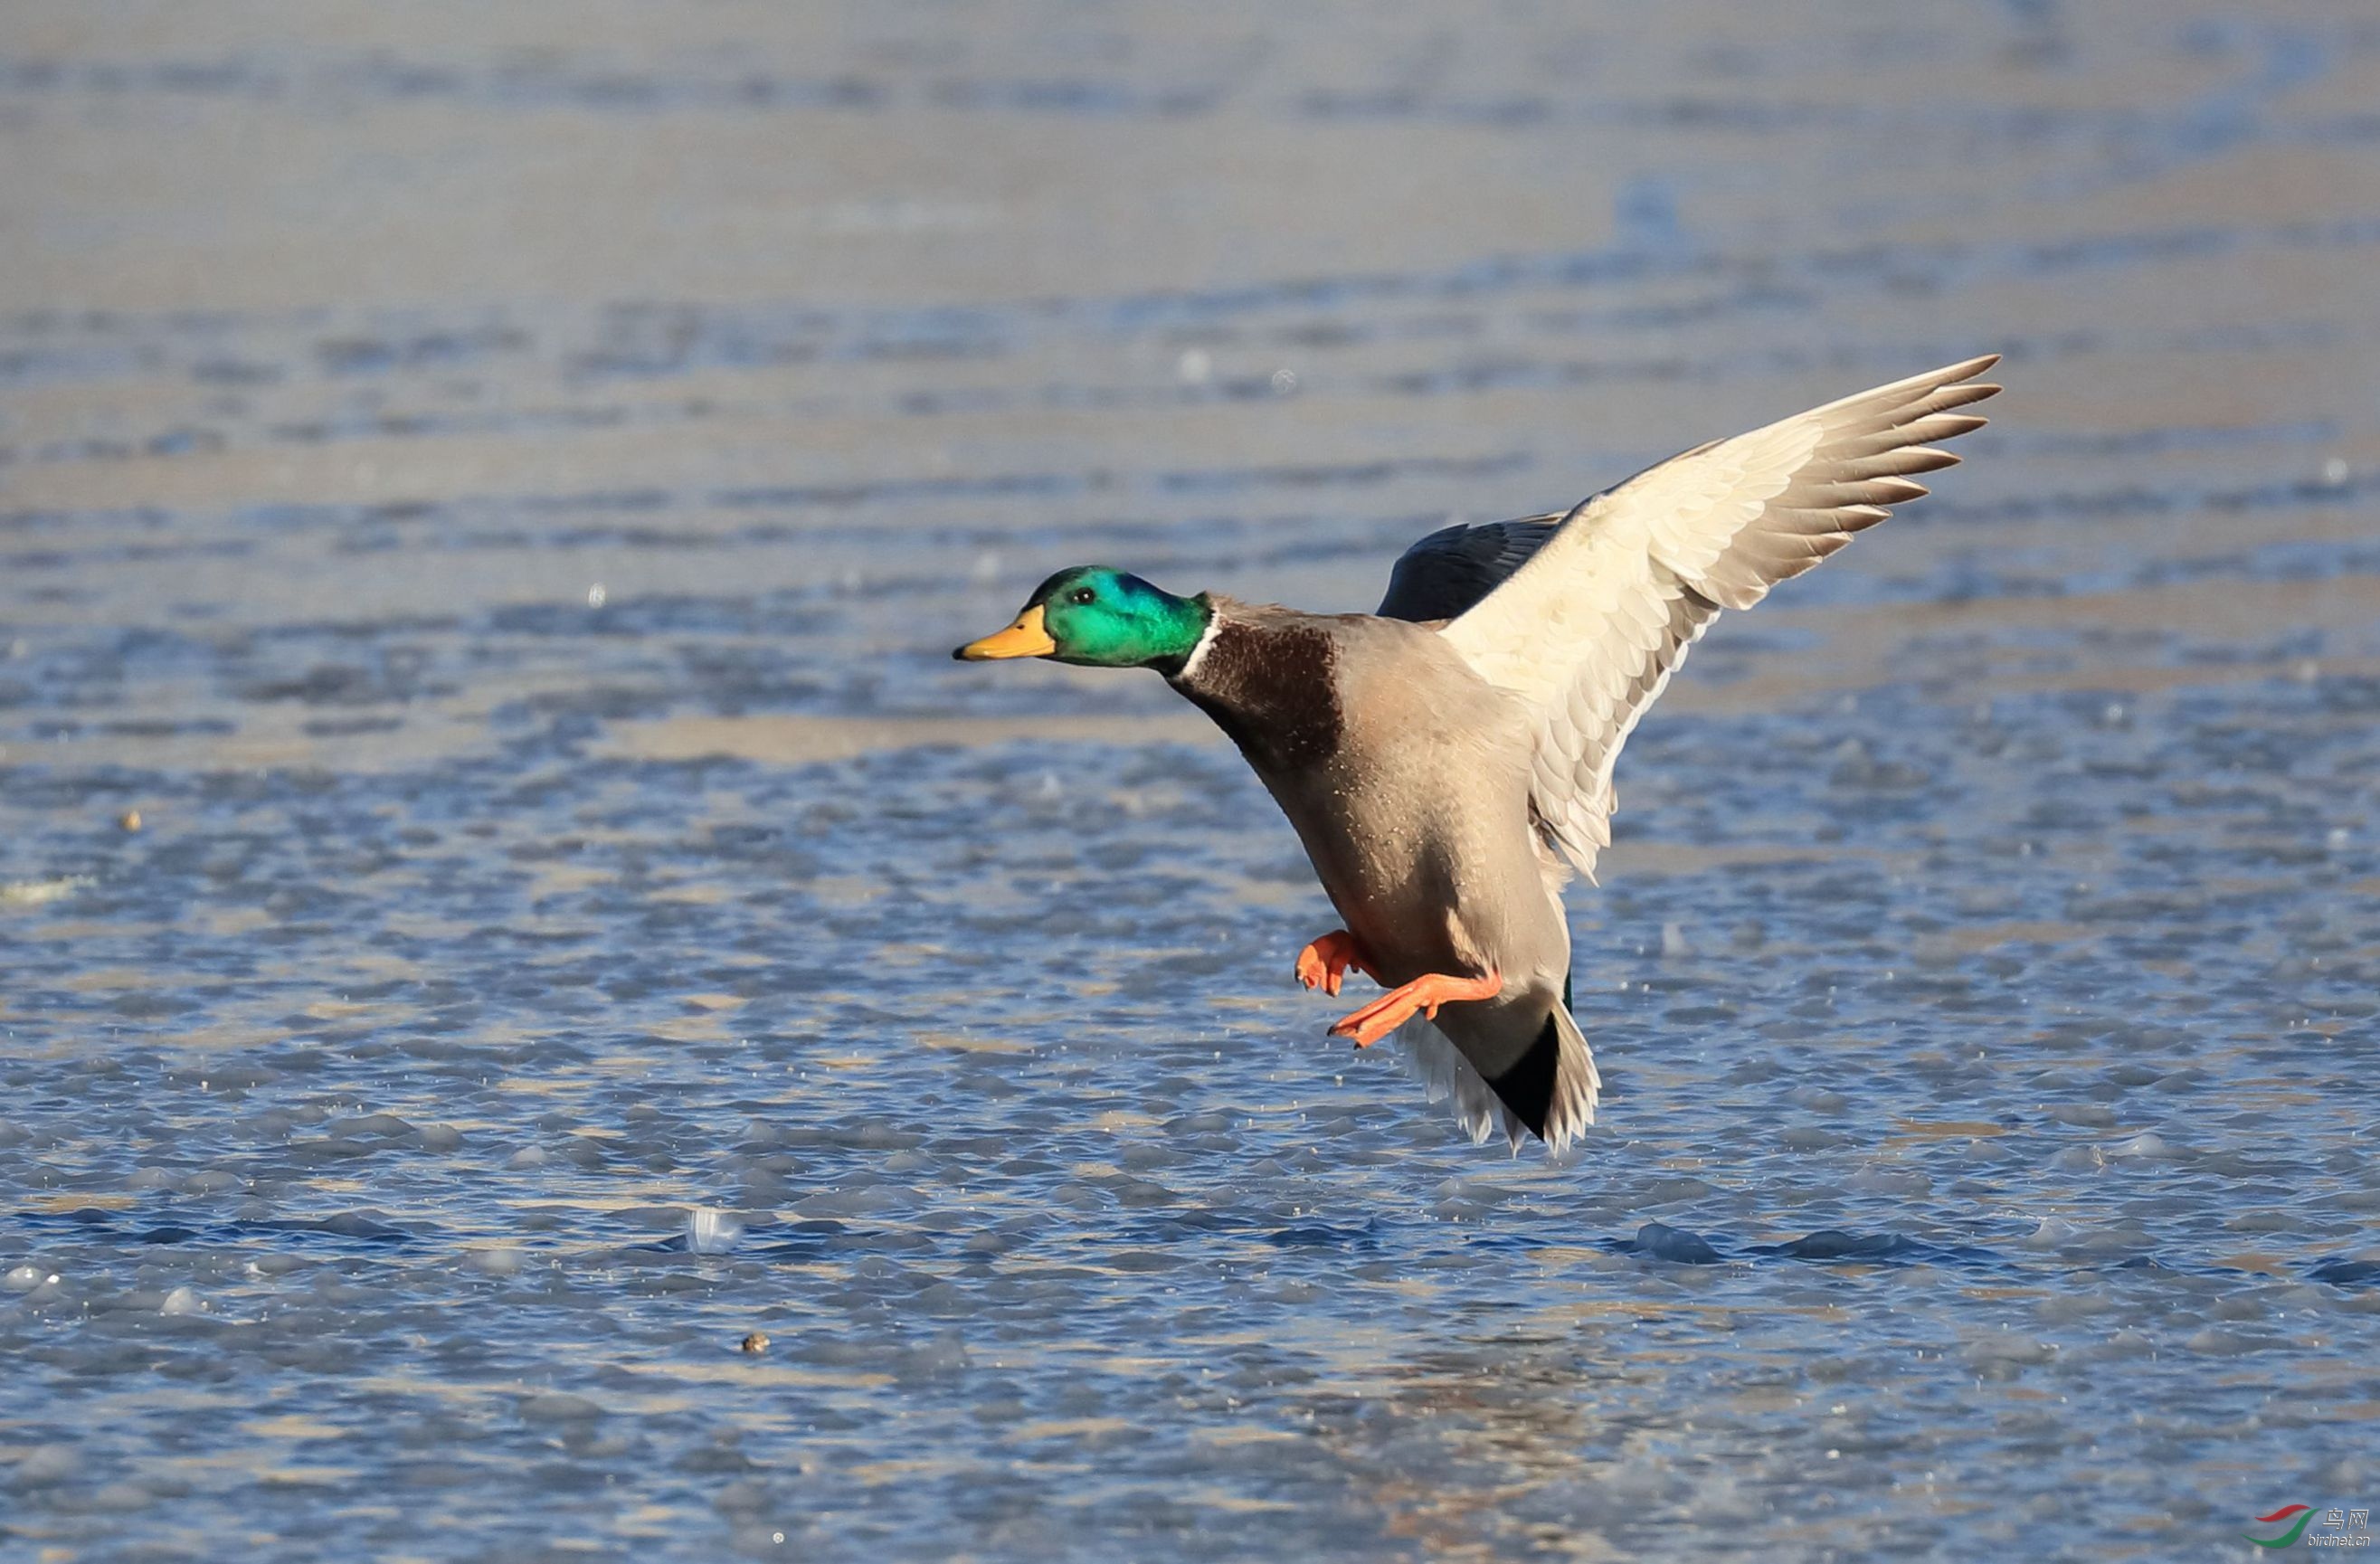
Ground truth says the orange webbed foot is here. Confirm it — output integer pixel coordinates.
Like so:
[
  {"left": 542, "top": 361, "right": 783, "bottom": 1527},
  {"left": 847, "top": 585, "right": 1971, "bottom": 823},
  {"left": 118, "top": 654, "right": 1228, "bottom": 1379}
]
[
  {"left": 1294, "top": 929, "right": 1373, "bottom": 998},
  {"left": 1327, "top": 970, "right": 1503, "bottom": 1048}
]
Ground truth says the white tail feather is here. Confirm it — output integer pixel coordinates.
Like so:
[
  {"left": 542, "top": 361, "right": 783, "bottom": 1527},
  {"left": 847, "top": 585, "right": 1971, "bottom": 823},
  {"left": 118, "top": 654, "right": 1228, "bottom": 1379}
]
[{"left": 1391, "top": 1008, "right": 1600, "bottom": 1155}]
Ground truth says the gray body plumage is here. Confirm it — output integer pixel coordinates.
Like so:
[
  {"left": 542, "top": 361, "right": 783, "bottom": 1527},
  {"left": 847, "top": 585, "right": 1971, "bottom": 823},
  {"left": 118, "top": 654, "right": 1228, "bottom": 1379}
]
[
  {"left": 1171, "top": 607, "right": 1598, "bottom": 1143},
  {"left": 1158, "top": 355, "right": 2003, "bottom": 1151}
]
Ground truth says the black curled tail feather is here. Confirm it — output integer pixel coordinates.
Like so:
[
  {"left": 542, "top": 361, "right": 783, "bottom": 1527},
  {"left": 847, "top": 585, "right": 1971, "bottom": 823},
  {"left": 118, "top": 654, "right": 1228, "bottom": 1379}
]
[{"left": 1481, "top": 999, "right": 1599, "bottom": 1152}]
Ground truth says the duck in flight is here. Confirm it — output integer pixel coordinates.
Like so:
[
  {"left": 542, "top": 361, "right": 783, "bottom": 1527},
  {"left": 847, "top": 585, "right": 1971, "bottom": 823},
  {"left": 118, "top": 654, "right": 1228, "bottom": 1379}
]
[{"left": 955, "top": 356, "right": 2000, "bottom": 1152}]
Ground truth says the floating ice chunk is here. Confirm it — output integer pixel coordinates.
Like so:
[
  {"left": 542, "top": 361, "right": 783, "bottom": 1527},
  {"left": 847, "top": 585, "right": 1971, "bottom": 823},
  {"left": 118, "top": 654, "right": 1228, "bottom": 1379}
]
[
  {"left": 688, "top": 1208, "right": 744, "bottom": 1256},
  {"left": 11, "top": 1444, "right": 79, "bottom": 1488},
  {"left": 2036, "top": 1293, "right": 2110, "bottom": 1324},
  {"left": 519, "top": 1392, "right": 605, "bottom": 1424},
  {"left": 1964, "top": 1332, "right": 2054, "bottom": 1370},
  {"left": 909, "top": 1281, "right": 974, "bottom": 1318},
  {"left": 2307, "top": 1256, "right": 2380, "bottom": 1287},
  {"left": 2019, "top": 1215, "right": 2083, "bottom": 1248},
  {"left": 0, "top": 876, "right": 89, "bottom": 906},
  {"left": 1634, "top": 1222, "right": 1721, "bottom": 1265},
  {"left": 1845, "top": 1166, "right": 1930, "bottom": 1197},
  {"left": 900, "top": 1327, "right": 970, "bottom": 1379},
  {"left": 329, "top": 1114, "right": 414, "bottom": 1139},
  {"left": 1776, "top": 1230, "right": 1908, "bottom": 1261}
]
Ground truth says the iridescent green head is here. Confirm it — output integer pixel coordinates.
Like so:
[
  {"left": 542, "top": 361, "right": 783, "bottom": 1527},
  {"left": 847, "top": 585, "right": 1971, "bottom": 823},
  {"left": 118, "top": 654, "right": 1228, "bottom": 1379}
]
[{"left": 953, "top": 566, "right": 1210, "bottom": 671}]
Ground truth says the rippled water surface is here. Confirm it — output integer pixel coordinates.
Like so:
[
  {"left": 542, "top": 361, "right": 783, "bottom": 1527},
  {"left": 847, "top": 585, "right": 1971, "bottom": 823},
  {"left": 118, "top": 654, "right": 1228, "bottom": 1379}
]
[{"left": 5, "top": 3, "right": 2379, "bottom": 1559}]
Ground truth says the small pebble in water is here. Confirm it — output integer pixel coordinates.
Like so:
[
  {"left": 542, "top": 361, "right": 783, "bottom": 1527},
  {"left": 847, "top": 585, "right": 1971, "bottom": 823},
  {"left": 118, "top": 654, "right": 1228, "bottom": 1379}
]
[{"left": 740, "top": 1332, "right": 770, "bottom": 1354}]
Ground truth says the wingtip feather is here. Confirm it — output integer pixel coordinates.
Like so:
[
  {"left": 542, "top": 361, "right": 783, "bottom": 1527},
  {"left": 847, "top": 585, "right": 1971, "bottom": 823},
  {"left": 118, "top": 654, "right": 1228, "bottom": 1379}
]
[
  {"left": 1927, "top": 383, "right": 2001, "bottom": 414},
  {"left": 1909, "top": 413, "right": 1991, "bottom": 443}
]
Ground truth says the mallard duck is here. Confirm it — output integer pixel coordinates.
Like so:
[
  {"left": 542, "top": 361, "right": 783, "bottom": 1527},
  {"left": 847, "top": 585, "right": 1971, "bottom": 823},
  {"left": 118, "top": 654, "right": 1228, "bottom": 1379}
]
[{"left": 955, "top": 356, "right": 2000, "bottom": 1152}]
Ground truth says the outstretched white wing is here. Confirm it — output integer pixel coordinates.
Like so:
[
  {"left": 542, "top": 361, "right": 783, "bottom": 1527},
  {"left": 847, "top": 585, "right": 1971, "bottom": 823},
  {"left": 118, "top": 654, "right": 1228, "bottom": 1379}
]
[{"left": 1440, "top": 355, "right": 2001, "bottom": 879}]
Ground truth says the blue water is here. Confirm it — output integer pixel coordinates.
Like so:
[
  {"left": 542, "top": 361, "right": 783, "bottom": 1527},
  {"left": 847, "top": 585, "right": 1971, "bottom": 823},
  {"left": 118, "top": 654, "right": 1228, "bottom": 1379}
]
[{"left": 4, "top": 4, "right": 2378, "bottom": 1559}]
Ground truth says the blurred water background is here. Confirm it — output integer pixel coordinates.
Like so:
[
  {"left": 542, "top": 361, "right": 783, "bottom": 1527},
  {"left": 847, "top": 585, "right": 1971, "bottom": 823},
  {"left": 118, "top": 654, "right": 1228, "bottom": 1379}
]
[{"left": 3, "top": 3, "right": 2378, "bottom": 1559}]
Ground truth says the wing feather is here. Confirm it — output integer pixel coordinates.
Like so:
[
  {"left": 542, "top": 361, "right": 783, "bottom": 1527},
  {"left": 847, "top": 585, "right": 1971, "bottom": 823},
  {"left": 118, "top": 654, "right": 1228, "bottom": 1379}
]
[
  {"left": 1374, "top": 514, "right": 1563, "bottom": 622},
  {"left": 1440, "top": 355, "right": 2000, "bottom": 879}
]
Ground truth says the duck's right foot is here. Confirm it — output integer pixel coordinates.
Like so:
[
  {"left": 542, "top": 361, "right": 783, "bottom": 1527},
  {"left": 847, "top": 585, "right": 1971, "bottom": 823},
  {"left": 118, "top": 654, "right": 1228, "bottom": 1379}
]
[
  {"left": 1327, "top": 969, "right": 1503, "bottom": 1048},
  {"left": 1294, "top": 929, "right": 1373, "bottom": 998}
]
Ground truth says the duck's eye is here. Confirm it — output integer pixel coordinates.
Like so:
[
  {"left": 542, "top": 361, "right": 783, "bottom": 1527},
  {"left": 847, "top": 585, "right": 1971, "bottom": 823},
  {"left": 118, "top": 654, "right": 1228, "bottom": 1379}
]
[{"left": 1069, "top": 587, "right": 1096, "bottom": 604}]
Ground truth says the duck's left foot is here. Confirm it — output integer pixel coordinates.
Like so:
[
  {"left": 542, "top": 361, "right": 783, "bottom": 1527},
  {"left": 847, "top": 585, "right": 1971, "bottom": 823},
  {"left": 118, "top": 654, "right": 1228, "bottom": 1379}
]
[
  {"left": 1294, "top": 929, "right": 1374, "bottom": 998},
  {"left": 1328, "top": 970, "right": 1503, "bottom": 1047}
]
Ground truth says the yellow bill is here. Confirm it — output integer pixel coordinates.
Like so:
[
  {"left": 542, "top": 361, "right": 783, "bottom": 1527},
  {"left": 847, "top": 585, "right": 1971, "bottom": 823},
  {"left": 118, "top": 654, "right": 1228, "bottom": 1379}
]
[{"left": 953, "top": 602, "right": 1057, "bottom": 660}]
